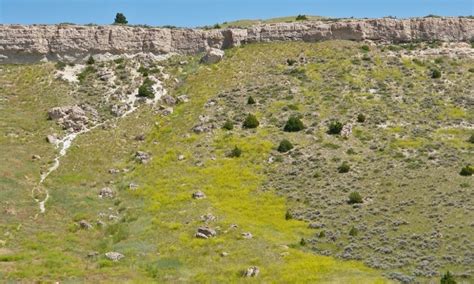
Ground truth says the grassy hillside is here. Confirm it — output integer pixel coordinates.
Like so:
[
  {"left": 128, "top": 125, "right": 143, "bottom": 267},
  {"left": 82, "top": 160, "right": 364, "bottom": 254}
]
[{"left": 0, "top": 40, "right": 472, "bottom": 283}]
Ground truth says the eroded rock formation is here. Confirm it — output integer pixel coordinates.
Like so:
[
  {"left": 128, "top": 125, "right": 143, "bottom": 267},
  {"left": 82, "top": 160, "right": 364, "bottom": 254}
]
[{"left": 0, "top": 17, "right": 473, "bottom": 63}]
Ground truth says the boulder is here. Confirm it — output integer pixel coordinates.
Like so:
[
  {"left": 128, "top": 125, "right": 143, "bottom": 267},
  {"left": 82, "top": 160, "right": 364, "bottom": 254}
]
[
  {"left": 135, "top": 151, "right": 151, "bottom": 164},
  {"left": 201, "top": 48, "right": 225, "bottom": 64},
  {"left": 78, "top": 220, "right": 92, "bottom": 230},
  {"left": 46, "top": 134, "right": 58, "bottom": 144},
  {"left": 129, "top": 182, "right": 139, "bottom": 190},
  {"left": 242, "top": 232, "right": 253, "bottom": 239},
  {"left": 177, "top": 95, "right": 189, "bottom": 103},
  {"left": 99, "top": 187, "right": 115, "bottom": 199},
  {"left": 192, "top": 191, "right": 206, "bottom": 199},
  {"left": 195, "top": 226, "right": 217, "bottom": 238},
  {"left": 105, "top": 252, "right": 124, "bottom": 262},
  {"left": 243, "top": 266, "right": 260, "bottom": 277},
  {"left": 161, "top": 95, "right": 176, "bottom": 105}
]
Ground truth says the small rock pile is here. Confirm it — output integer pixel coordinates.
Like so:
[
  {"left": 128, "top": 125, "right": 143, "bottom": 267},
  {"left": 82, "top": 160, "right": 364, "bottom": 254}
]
[{"left": 48, "top": 105, "right": 97, "bottom": 132}]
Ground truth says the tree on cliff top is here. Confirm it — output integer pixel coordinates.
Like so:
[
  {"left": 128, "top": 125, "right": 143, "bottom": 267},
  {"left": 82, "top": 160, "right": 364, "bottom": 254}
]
[{"left": 114, "top": 13, "right": 128, "bottom": 25}]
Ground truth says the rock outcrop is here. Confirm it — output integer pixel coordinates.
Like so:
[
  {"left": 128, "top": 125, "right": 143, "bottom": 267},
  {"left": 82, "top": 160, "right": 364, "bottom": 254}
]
[{"left": 0, "top": 17, "right": 472, "bottom": 63}]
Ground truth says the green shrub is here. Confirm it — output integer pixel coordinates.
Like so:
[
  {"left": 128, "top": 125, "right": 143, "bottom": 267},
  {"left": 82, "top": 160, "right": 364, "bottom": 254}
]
[
  {"left": 285, "top": 210, "right": 292, "bottom": 220},
  {"left": 318, "top": 231, "right": 325, "bottom": 238},
  {"left": 468, "top": 68, "right": 474, "bottom": 73},
  {"left": 138, "top": 66, "right": 149, "bottom": 77},
  {"left": 360, "top": 45, "right": 370, "bottom": 52},
  {"left": 286, "top": 58, "right": 297, "bottom": 66},
  {"left": 468, "top": 134, "right": 474, "bottom": 143},
  {"left": 278, "top": 139, "right": 294, "bottom": 153},
  {"left": 247, "top": 96, "right": 256, "bottom": 105},
  {"left": 459, "top": 165, "right": 474, "bottom": 176},
  {"left": 328, "top": 121, "right": 344, "bottom": 135},
  {"left": 77, "top": 65, "right": 96, "bottom": 82},
  {"left": 440, "top": 271, "right": 456, "bottom": 284},
  {"left": 296, "top": 15, "right": 308, "bottom": 21},
  {"left": 284, "top": 116, "right": 305, "bottom": 132},
  {"left": 299, "top": 238, "right": 306, "bottom": 246},
  {"left": 431, "top": 69, "right": 441, "bottom": 79},
  {"left": 55, "top": 61, "right": 66, "bottom": 70},
  {"left": 348, "top": 192, "right": 363, "bottom": 204},
  {"left": 338, "top": 162, "right": 350, "bottom": 173},
  {"left": 349, "top": 226, "right": 358, "bottom": 236},
  {"left": 114, "top": 13, "right": 128, "bottom": 24},
  {"left": 137, "top": 78, "right": 155, "bottom": 98},
  {"left": 357, "top": 113, "right": 366, "bottom": 123},
  {"left": 229, "top": 146, "right": 242, "bottom": 158},
  {"left": 222, "top": 120, "right": 234, "bottom": 130},
  {"left": 243, "top": 114, "right": 259, "bottom": 129},
  {"left": 86, "top": 55, "right": 95, "bottom": 65},
  {"left": 213, "top": 23, "right": 221, "bottom": 29}
]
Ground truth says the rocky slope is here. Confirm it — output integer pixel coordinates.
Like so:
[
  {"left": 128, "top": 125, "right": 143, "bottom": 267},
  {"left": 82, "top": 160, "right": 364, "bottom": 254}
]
[{"left": 1, "top": 17, "right": 473, "bottom": 63}]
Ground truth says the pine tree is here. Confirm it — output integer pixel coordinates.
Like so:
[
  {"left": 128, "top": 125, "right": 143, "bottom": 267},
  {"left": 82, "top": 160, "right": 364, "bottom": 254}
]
[{"left": 114, "top": 13, "right": 128, "bottom": 25}]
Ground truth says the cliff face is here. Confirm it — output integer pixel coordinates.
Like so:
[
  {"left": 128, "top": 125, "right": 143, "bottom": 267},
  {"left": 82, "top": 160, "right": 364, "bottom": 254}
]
[{"left": 0, "top": 17, "right": 473, "bottom": 63}]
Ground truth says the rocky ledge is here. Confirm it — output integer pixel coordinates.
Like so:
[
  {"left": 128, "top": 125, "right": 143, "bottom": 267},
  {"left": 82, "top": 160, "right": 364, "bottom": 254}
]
[{"left": 0, "top": 17, "right": 473, "bottom": 63}]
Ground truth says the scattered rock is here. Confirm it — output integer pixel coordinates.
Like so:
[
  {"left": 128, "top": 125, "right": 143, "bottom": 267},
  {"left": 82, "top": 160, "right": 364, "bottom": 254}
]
[
  {"left": 108, "top": 168, "right": 120, "bottom": 174},
  {"left": 341, "top": 123, "right": 353, "bottom": 138},
  {"left": 178, "top": 154, "right": 185, "bottom": 161},
  {"left": 161, "top": 95, "right": 176, "bottom": 105},
  {"left": 192, "top": 191, "right": 206, "bottom": 199},
  {"left": 177, "top": 95, "right": 189, "bottom": 103},
  {"left": 200, "top": 213, "right": 216, "bottom": 223},
  {"left": 243, "top": 266, "right": 260, "bottom": 277},
  {"left": 220, "top": 252, "right": 229, "bottom": 257},
  {"left": 48, "top": 105, "right": 91, "bottom": 132},
  {"left": 129, "top": 182, "right": 139, "bottom": 190},
  {"left": 105, "top": 252, "right": 124, "bottom": 262},
  {"left": 161, "top": 107, "right": 173, "bottom": 116},
  {"left": 135, "top": 134, "right": 146, "bottom": 141},
  {"left": 87, "top": 251, "right": 99, "bottom": 258},
  {"left": 46, "top": 134, "right": 58, "bottom": 144},
  {"left": 78, "top": 220, "right": 92, "bottom": 230},
  {"left": 98, "top": 187, "right": 115, "bottom": 199},
  {"left": 201, "top": 48, "right": 225, "bottom": 64},
  {"left": 32, "top": 155, "right": 41, "bottom": 160},
  {"left": 195, "top": 226, "right": 217, "bottom": 239},
  {"left": 192, "top": 124, "right": 212, "bottom": 134},
  {"left": 135, "top": 151, "right": 151, "bottom": 164},
  {"left": 241, "top": 232, "right": 253, "bottom": 239}
]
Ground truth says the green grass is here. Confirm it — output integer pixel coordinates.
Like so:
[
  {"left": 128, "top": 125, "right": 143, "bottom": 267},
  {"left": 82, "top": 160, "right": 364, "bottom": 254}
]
[{"left": 1, "top": 40, "right": 472, "bottom": 282}]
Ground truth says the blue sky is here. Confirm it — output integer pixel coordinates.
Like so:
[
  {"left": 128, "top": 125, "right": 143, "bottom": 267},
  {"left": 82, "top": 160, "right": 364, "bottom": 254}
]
[{"left": 1, "top": 0, "right": 473, "bottom": 27}]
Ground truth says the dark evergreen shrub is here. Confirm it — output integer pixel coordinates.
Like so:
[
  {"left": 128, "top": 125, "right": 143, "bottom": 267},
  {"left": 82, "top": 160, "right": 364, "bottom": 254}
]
[
  {"left": 247, "top": 96, "right": 256, "bottom": 105},
  {"left": 338, "top": 162, "right": 350, "bottom": 173},
  {"left": 86, "top": 56, "right": 95, "bottom": 65},
  {"left": 137, "top": 78, "right": 155, "bottom": 98},
  {"left": 296, "top": 15, "right": 308, "bottom": 21},
  {"left": 114, "top": 13, "right": 128, "bottom": 24},
  {"left": 431, "top": 69, "right": 441, "bottom": 79},
  {"left": 229, "top": 146, "right": 242, "bottom": 158},
  {"left": 243, "top": 114, "right": 259, "bottom": 129},
  {"left": 328, "top": 120, "right": 343, "bottom": 135},
  {"left": 440, "top": 271, "right": 456, "bottom": 284},
  {"left": 468, "top": 134, "right": 474, "bottom": 144},
  {"left": 284, "top": 116, "right": 305, "bottom": 132},
  {"left": 277, "top": 139, "right": 294, "bottom": 153},
  {"left": 222, "top": 120, "right": 234, "bottom": 130},
  {"left": 349, "top": 226, "right": 359, "bottom": 236},
  {"left": 460, "top": 165, "right": 473, "bottom": 176}
]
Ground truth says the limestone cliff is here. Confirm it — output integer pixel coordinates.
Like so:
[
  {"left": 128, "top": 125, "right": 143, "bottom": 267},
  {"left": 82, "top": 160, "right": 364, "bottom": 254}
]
[{"left": 0, "top": 17, "right": 472, "bottom": 63}]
